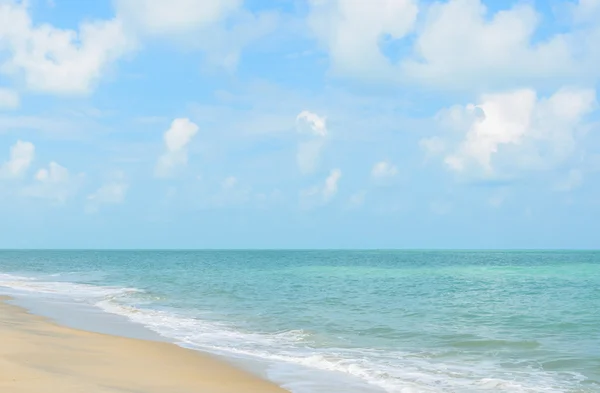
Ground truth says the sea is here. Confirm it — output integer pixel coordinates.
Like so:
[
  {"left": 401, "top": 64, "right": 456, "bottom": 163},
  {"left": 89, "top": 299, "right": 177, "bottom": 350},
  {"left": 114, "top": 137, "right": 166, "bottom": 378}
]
[{"left": 0, "top": 250, "right": 599, "bottom": 393}]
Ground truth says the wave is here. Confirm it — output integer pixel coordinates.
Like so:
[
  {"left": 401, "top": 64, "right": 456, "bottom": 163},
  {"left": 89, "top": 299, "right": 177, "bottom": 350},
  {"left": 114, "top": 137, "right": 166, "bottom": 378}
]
[
  {"left": 0, "top": 272, "right": 591, "bottom": 393},
  {"left": 0, "top": 276, "right": 141, "bottom": 300}
]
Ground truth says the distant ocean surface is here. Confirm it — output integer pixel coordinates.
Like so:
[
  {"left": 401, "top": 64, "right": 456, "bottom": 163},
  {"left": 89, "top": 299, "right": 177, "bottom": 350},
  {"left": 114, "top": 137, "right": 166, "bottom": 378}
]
[{"left": 1, "top": 250, "right": 599, "bottom": 392}]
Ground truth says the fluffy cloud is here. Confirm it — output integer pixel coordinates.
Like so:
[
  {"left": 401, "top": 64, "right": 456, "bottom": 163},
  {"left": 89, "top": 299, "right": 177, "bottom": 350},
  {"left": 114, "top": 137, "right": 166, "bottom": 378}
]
[
  {"left": 401, "top": 0, "right": 574, "bottom": 89},
  {"left": 300, "top": 168, "right": 342, "bottom": 208},
  {"left": 155, "top": 118, "right": 199, "bottom": 178},
  {"left": 308, "top": 0, "right": 600, "bottom": 90},
  {"left": 0, "top": 1, "right": 134, "bottom": 94},
  {"left": 86, "top": 171, "right": 128, "bottom": 213},
  {"left": 296, "top": 110, "right": 328, "bottom": 174},
  {"left": 421, "top": 87, "right": 597, "bottom": 179},
  {"left": 308, "top": 0, "right": 417, "bottom": 78},
  {"left": 296, "top": 110, "right": 327, "bottom": 137},
  {"left": 23, "top": 161, "right": 81, "bottom": 203},
  {"left": 0, "top": 88, "right": 19, "bottom": 109},
  {"left": 0, "top": 0, "right": 276, "bottom": 95},
  {"left": 0, "top": 140, "right": 34, "bottom": 179}
]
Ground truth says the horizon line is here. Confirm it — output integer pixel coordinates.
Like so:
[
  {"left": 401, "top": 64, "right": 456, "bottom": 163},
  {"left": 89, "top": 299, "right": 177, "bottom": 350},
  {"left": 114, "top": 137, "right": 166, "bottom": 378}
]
[{"left": 0, "top": 248, "right": 599, "bottom": 252}]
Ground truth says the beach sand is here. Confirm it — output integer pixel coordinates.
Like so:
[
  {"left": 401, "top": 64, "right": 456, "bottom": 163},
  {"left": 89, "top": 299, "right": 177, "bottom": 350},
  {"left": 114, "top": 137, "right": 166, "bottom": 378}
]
[{"left": 0, "top": 297, "right": 288, "bottom": 393}]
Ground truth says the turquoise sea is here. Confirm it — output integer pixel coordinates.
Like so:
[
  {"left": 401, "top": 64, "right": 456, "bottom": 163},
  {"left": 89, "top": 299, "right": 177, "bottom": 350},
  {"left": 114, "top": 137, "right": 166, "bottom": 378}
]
[{"left": 0, "top": 250, "right": 599, "bottom": 392}]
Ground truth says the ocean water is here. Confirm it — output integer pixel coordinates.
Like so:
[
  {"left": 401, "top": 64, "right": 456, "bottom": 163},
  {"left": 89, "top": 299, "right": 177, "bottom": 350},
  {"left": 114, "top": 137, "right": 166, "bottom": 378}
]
[{"left": 0, "top": 250, "right": 599, "bottom": 393}]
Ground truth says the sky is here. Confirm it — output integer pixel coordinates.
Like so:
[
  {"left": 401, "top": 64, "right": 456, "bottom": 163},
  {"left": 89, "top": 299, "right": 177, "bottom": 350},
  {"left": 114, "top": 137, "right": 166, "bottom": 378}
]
[{"left": 0, "top": 0, "right": 600, "bottom": 249}]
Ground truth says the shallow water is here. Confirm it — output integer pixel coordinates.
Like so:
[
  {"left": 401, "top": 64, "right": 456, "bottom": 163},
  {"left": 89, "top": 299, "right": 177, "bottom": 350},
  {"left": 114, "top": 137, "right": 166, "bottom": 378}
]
[{"left": 1, "top": 250, "right": 599, "bottom": 392}]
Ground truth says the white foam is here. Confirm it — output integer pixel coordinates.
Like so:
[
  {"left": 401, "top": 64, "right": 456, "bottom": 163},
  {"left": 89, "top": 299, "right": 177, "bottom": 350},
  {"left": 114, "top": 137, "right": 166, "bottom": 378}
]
[
  {"left": 0, "top": 276, "right": 141, "bottom": 300},
  {"left": 96, "top": 300, "right": 582, "bottom": 393},
  {"left": 0, "top": 273, "right": 35, "bottom": 282},
  {"left": 0, "top": 273, "right": 591, "bottom": 393}
]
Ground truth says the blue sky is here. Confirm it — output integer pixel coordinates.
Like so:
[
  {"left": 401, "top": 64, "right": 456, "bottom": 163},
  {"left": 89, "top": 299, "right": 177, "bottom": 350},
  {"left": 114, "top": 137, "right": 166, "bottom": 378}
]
[{"left": 1, "top": 0, "right": 599, "bottom": 249}]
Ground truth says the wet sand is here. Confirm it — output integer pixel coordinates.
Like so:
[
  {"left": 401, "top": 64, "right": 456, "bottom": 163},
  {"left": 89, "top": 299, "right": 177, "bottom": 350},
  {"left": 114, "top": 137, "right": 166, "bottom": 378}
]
[{"left": 0, "top": 297, "right": 288, "bottom": 393}]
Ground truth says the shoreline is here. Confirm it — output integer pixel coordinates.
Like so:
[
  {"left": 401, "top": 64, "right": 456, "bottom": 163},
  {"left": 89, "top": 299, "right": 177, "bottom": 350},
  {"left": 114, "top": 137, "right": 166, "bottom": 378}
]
[{"left": 0, "top": 296, "right": 289, "bottom": 393}]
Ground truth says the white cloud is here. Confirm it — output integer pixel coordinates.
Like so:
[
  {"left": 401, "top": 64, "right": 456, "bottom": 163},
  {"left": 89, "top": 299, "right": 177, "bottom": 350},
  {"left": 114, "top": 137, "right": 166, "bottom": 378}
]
[
  {"left": 308, "top": 0, "right": 418, "bottom": 78},
  {"left": 23, "top": 161, "right": 81, "bottom": 203},
  {"left": 571, "top": 0, "right": 600, "bottom": 23},
  {"left": 0, "top": 1, "right": 135, "bottom": 95},
  {"left": 421, "top": 87, "right": 597, "bottom": 179},
  {"left": 115, "top": 0, "right": 277, "bottom": 70},
  {"left": 0, "top": 140, "right": 34, "bottom": 179},
  {"left": 296, "top": 110, "right": 328, "bottom": 174},
  {"left": 323, "top": 168, "right": 341, "bottom": 199},
  {"left": 308, "top": 0, "right": 600, "bottom": 91},
  {"left": 296, "top": 110, "right": 327, "bottom": 137},
  {"left": 300, "top": 168, "right": 342, "bottom": 208},
  {"left": 115, "top": 0, "right": 242, "bottom": 36},
  {"left": 0, "top": 88, "right": 19, "bottom": 109},
  {"left": 0, "top": 0, "right": 277, "bottom": 95},
  {"left": 35, "top": 162, "right": 68, "bottom": 183},
  {"left": 371, "top": 160, "right": 398, "bottom": 181},
  {"left": 401, "top": 0, "right": 576, "bottom": 89},
  {"left": 86, "top": 171, "right": 128, "bottom": 213},
  {"left": 155, "top": 118, "right": 199, "bottom": 178}
]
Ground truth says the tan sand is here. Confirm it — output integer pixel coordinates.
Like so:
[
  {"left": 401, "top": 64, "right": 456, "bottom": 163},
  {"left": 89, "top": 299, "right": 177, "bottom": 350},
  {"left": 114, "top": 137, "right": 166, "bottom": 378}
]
[{"left": 0, "top": 297, "right": 288, "bottom": 393}]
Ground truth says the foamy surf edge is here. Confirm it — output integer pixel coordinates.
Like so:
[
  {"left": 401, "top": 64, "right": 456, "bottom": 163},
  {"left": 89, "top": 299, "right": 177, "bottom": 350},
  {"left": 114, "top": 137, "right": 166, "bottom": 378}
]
[{"left": 0, "top": 272, "right": 588, "bottom": 393}]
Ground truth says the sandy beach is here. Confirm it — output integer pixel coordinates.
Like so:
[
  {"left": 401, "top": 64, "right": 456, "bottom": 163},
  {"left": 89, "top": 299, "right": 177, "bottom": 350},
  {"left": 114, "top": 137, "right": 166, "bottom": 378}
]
[{"left": 0, "top": 297, "right": 287, "bottom": 393}]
